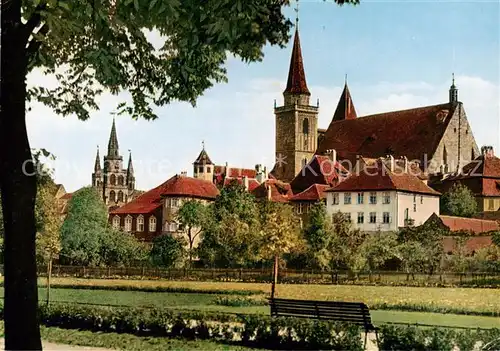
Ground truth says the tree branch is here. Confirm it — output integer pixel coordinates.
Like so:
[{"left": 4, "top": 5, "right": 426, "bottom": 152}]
[
  {"left": 26, "top": 24, "right": 49, "bottom": 66},
  {"left": 23, "top": 2, "right": 47, "bottom": 43}
]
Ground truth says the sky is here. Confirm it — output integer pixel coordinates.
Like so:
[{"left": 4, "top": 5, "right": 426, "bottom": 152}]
[{"left": 27, "top": 0, "right": 500, "bottom": 192}]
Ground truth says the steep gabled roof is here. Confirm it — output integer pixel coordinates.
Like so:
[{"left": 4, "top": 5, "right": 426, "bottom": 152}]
[
  {"left": 251, "top": 179, "right": 293, "bottom": 203},
  {"left": 284, "top": 28, "right": 310, "bottom": 96},
  {"left": 290, "top": 184, "right": 329, "bottom": 202},
  {"left": 317, "top": 102, "right": 458, "bottom": 162},
  {"left": 193, "top": 148, "right": 213, "bottom": 165},
  {"left": 111, "top": 175, "right": 219, "bottom": 214},
  {"left": 326, "top": 159, "right": 440, "bottom": 196},
  {"left": 331, "top": 83, "right": 357, "bottom": 122},
  {"left": 290, "top": 155, "right": 348, "bottom": 193}
]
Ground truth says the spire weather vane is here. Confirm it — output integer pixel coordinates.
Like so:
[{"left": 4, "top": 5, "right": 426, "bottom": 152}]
[{"left": 295, "top": 0, "right": 299, "bottom": 27}]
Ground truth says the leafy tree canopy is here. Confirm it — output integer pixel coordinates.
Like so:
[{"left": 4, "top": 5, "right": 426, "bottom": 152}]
[
  {"left": 150, "top": 234, "right": 186, "bottom": 268},
  {"left": 440, "top": 183, "right": 477, "bottom": 218},
  {"left": 302, "top": 202, "right": 334, "bottom": 270}
]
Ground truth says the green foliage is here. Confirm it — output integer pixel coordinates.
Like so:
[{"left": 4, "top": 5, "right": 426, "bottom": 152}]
[
  {"left": 150, "top": 234, "right": 186, "bottom": 268},
  {"left": 177, "top": 199, "right": 207, "bottom": 265},
  {"left": 441, "top": 183, "right": 478, "bottom": 218},
  {"left": 35, "top": 182, "right": 62, "bottom": 265},
  {"left": 61, "top": 187, "right": 108, "bottom": 265},
  {"left": 213, "top": 296, "right": 266, "bottom": 307},
  {"left": 361, "top": 231, "right": 398, "bottom": 273},
  {"left": 99, "top": 228, "right": 149, "bottom": 266},
  {"left": 198, "top": 182, "right": 261, "bottom": 267},
  {"left": 303, "top": 202, "right": 334, "bottom": 270},
  {"left": 492, "top": 231, "right": 500, "bottom": 247}
]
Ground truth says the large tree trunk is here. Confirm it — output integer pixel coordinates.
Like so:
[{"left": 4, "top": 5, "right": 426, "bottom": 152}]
[
  {"left": 1, "top": 0, "right": 43, "bottom": 349},
  {"left": 271, "top": 254, "right": 279, "bottom": 299},
  {"left": 46, "top": 256, "right": 53, "bottom": 306}
]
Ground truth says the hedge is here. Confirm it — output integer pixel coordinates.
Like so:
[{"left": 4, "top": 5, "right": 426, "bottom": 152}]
[{"left": 0, "top": 304, "right": 491, "bottom": 350}]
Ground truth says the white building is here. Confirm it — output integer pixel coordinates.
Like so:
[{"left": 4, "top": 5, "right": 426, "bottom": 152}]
[{"left": 325, "top": 156, "right": 441, "bottom": 232}]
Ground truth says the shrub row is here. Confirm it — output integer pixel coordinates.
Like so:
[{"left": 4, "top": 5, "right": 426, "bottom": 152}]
[
  {"left": 16, "top": 304, "right": 499, "bottom": 350},
  {"left": 214, "top": 296, "right": 267, "bottom": 307},
  {"left": 372, "top": 303, "right": 499, "bottom": 318}
]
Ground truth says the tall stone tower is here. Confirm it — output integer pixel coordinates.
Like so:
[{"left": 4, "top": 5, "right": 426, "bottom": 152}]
[
  {"left": 193, "top": 142, "right": 214, "bottom": 182},
  {"left": 273, "top": 27, "right": 319, "bottom": 182},
  {"left": 92, "top": 118, "right": 136, "bottom": 209}
]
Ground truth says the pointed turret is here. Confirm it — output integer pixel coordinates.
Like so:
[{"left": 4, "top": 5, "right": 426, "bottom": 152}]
[
  {"left": 331, "top": 79, "right": 357, "bottom": 122},
  {"left": 193, "top": 142, "right": 213, "bottom": 165},
  {"left": 107, "top": 117, "right": 119, "bottom": 158},
  {"left": 449, "top": 73, "right": 458, "bottom": 103},
  {"left": 283, "top": 28, "right": 310, "bottom": 101},
  {"left": 193, "top": 142, "right": 214, "bottom": 181},
  {"left": 94, "top": 146, "right": 102, "bottom": 173},
  {"left": 127, "top": 150, "right": 134, "bottom": 177}
]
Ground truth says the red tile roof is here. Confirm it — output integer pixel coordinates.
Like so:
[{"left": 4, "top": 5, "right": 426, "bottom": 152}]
[
  {"left": 290, "top": 155, "right": 348, "bottom": 193},
  {"left": 284, "top": 28, "right": 310, "bottom": 95},
  {"left": 331, "top": 83, "right": 357, "bottom": 122},
  {"left": 443, "top": 236, "right": 493, "bottom": 254},
  {"left": 111, "top": 175, "right": 219, "bottom": 214},
  {"left": 213, "top": 165, "right": 257, "bottom": 187},
  {"left": 326, "top": 159, "right": 440, "bottom": 196},
  {"left": 222, "top": 177, "right": 261, "bottom": 192},
  {"left": 317, "top": 102, "right": 458, "bottom": 162},
  {"left": 60, "top": 193, "right": 73, "bottom": 200},
  {"left": 438, "top": 215, "right": 500, "bottom": 234},
  {"left": 290, "top": 184, "right": 329, "bottom": 201},
  {"left": 251, "top": 179, "right": 293, "bottom": 203}
]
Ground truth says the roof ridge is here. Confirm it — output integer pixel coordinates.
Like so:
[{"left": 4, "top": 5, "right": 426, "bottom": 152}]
[{"left": 440, "top": 215, "right": 498, "bottom": 223}]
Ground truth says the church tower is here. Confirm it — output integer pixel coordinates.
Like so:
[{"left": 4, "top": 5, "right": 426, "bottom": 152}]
[
  {"left": 92, "top": 146, "right": 103, "bottom": 188},
  {"left": 193, "top": 142, "right": 214, "bottom": 182},
  {"left": 273, "top": 25, "right": 319, "bottom": 182}
]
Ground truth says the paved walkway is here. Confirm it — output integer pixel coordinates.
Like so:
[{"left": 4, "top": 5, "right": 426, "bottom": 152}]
[{"left": 0, "top": 339, "right": 112, "bottom": 351}]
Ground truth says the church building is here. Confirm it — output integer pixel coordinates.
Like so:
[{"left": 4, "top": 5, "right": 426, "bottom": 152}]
[{"left": 92, "top": 119, "right": 142, "bottom": 210}]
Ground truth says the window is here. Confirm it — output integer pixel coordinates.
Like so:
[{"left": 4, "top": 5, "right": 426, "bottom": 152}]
[
  {"left": 109, "top": 190, "right": 116, "bottom": 203},
  {"left": 170, "top": 222, "right": 178, "bottom": 232},
  {"left": 118, "top": 191, "right": 124, "bottom": 202},
  {"left": 125, "top": 216, "right": 132, "bottom": 232},
  {"left": 383, "top": 212, "right": 390, "bottom": 224},
  {"left": 489, "top": 199, "right": 495, "bottom": 210},
  {"left": 297, "top": 203, "right": 303, "bottom": 214},
  {"left": 443, "top": 145, "right": 448, "bottom": 165},
  {"left": 344, "top": 193, "right": 352, "bottom": 205},
  {"left": 369, "top": 192, "right": 377, "bottom": 204},
  {"left": 198, "top": 166, "right": 203, "bottom": 173},
  {"left": 357, "top": 212, "right": 364, "bottom": 224},
  {"left": 110, "top": 174, "right": 116, "bottom": 185},
  {"left": 149, "top": 216, "right": 157, "bottom": 232},
  {"left": 112, "top": 216, "right": 120, "bottom": 229},
  {"left": 454, "top": 127, "right": 457, "bottom": 133},
  {"left": 404, "top": 208, "right": 409, "bottom": 220},
  {"left": 137, "top": 215, "right": 144, "bottom": 232},
  {"left": 357, "top": 192, "right": 364, "bottom": 204},
  {"left": 302, "top": 158, "right": 308, "bottom": 167},
  {"left": 344, "top": 213, "right": 351, "bottom": 222},
  {"left": 413, "top": 203, "right": 417, "bottom": 212},
  {"left": 413, "top": 194, "right": 416, "bottom": 203},
  {"left": 369, "top": 212, "right": 377, "bottom": 223},
  {"left": 332, "top": 193, "right": 339, "bottom": 205},
  {"left": 471, "top": 148, "right": 475, "bottom": 160},
  {"left": 383, "top": 192, "right": 391, "bottom": 204},
  {"left": 302, "top": 118, "right": 309, "bottom": 135},
  {"left": 171, "top": 198, "right": 180, "bottom": 208},
  {"left": 420, "top": 196, "right": 423, "bottom": 204},
  {"left": 118, "top": 175, "right": 124, "bottom": 185}
]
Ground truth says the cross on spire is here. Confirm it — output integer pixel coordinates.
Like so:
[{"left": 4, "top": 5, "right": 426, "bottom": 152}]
[
  {"left": 295, "top": 0, "right": 299, "bottom": 28},
  {"left": 202, "top": 140, "right": 205, "bottom": 149}
]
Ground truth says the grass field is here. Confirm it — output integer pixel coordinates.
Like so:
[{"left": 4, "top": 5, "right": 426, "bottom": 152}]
[{"left": 39, "top": 277, "right": 500, "bottom": 315}]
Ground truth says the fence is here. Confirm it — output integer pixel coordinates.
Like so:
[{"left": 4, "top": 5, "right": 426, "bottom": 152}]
[{"left": 10, "top": 265, "right": 499, "bottom": 285}]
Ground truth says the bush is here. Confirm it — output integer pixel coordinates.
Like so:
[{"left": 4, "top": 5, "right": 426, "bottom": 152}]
[{"left": 214, "top": 296, "right": 266, "bottom": 307}]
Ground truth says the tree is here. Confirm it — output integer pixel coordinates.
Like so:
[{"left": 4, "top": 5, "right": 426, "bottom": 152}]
[
  {"left": 361, "top": 231, "right": 398, "bottom": 275},
  {"left": 60, "top": 187, "right": 108, "bottom": 266},
  {"left": 150, "top": 234, "right": 186, "bottom": 268},
  {"left": 441, "top": 183, "right": 478, "bottom": 218},
  {"left": 99, "top": 228, "right": 148, "bottom": 267},
  {"left": 302, "top": 202, "right": 334, "bottom": 270},
  {"left": 177, "top": 200, "right": 207, "bottom": 267},
  {"left": 197, "top": 182, "right": 261, "bottom": 267},
  {"left": 259, "top": 201, "right": 303, "bottom": 298},
  {"left": 492, "top": 231, "right": 500, "bottom": 247},
  {"left": 35, "top": 182, "right": 62, "bottom": 306},
  {"left": 1, "top": 0, "right": 359, "bottom": 347}
]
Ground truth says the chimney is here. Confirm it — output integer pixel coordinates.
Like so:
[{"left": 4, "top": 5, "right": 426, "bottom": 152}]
[
  {"left": 386, "top": 155, "right": 394, "bottom": 172},
  {"left": 225, "top": 162, "right": 230, "bottom": 177},
  {"left": 180, "top": 171, "right": 187, "bottom": 177},
  {"left": 326, "top": 149, "right": 337, "bottom": 164},
  {"left": 402, "top": 156, "right": 408, "bottom": 173},
  {"left": 267, "top": 185, "right": 272, "bottom": 201},
  {"left": 481, "top": 146, "right": 494, "bottom": 158},
  {"left": 243, "top": 176, "right": 249, "bottom": 191}
]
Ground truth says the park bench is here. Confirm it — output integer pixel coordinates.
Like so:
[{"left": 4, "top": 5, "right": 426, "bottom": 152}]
[{"left": 269, "top": 297, "right": 379, "bottom": 349}]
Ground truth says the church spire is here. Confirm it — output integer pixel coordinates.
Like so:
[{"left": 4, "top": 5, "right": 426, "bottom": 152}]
[
  {"left": 331, "top": 78, "right": 357, "bottom": 122},
  {"left": 94, "top": 146, "right": 101, "bottom": 172},
  {"left": 107, "top": 117, "right": 119, "bottom": 158},
  {"left": 449, "top": 73, "right": 458, "bottom": 103},
  {"left": 127, "top": 150, "right": 134, "bottom": 177},
  {"left": 283, "top": 27, "right": 310, "bottom": 97}
]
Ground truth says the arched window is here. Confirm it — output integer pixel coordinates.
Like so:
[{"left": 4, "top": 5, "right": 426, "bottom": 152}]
[
  {"left": 302, "top": 158, "right": 308, "bottom": 167},
  {"left": 110, "top": 174, "right": 116, "bottom": 185},
  {"left": 302, "top": 118, "right": 309, "bottom": 135},
  {"left": 137, "top": 215, "right": 144, "bottom": 232},
  {"left": 471, "top": 148, "right": 475, "bottom": 160},
  {"left": 443, "top": 146, "right": 448, "bottom": 166},
  {"left": 149, "top": 216, "right": 157, "bottom": 232},
  {"left": 112, "top": 216, "right": 120, "bottom": 229},
  {"left": 109, "top": 190, "right": 116, "bottom": 203},
  {"left": 125, "top": 216, "right": 132, "bottom": 232},
  {"left": 117, "top": 191, "right": 124, "bottom": 202},
  {"left": 118, "top": 175, "right": 124, "bottom": 185}
]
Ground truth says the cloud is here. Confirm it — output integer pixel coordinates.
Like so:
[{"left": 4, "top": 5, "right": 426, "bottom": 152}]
[{"left": 26, "top": 70, "right": 499, "bottom": 193}]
